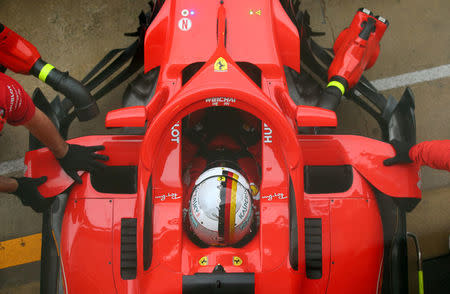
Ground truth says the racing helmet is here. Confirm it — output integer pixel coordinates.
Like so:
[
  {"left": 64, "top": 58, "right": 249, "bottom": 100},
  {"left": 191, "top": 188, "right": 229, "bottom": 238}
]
[{"left": 188, "top": 167, "right": 254, "bottom": 246}]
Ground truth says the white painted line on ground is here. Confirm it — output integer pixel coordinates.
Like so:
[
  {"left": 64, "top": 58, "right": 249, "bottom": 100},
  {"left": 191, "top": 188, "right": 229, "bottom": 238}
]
[
  {"left": 0, "top": 158, "right": 25, "bottom": 176},
  {"left": 1, "top": 64, "right": 449, "bottom": 176},
  {"left": 371, "top": 64, "right": 450, "bottom": 91}
]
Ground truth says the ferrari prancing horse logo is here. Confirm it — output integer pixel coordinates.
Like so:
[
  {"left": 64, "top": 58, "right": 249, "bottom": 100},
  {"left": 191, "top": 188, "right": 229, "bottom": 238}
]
[
  {"left": 214, "top": 57, "right": 228, "bottom": 72},
  {"left": 199, "top": 256, "right": 208, "bottom": 266},
  {"left": 233, "top": 256, "right": 243, "bottom": 266},
  {"left": 249, "top": 9, "right": 262, "bottom": 16}
]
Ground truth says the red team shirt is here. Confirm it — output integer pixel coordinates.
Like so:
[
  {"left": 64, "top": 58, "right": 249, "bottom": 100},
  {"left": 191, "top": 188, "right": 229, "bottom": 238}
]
[{"left": 0, "top": 72, "right": 35, "bottom": 127}]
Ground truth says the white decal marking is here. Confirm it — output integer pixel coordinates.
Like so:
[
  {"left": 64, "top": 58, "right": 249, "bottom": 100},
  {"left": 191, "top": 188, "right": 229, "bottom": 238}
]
[
  {"left": 263, "top": 123, "right": 272, "bottom": 143},
  {"left": 181, "top": 9, "right": 189, "bottom": 17},
  {"left": 178, "top": 18, "right": 192, "bottom": 31},
  {"left": 155, "top": 193, "right": 180, "bottom": 201},
  {"left": 262, "top": 193, "right": 287, "bottom": 201},
  {"left": 171, "top": 122, "right": 180, "bottom": 143},
  {"left": 204, "top": 97, "right": 236, "bottom": 106}
]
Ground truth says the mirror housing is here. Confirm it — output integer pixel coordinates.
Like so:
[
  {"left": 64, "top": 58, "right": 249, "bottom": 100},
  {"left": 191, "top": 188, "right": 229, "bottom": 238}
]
[
  {"left": 296, "top": 105, "right": 337, "bottom": 128},
  {"left": 105, "top": 106, "right": 147, "bottom": 128}
]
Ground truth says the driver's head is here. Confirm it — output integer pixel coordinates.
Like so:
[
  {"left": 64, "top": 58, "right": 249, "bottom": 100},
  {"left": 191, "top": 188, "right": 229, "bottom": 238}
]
[{"left": 188, "top": 167, "right": 254, "bottom": 246}]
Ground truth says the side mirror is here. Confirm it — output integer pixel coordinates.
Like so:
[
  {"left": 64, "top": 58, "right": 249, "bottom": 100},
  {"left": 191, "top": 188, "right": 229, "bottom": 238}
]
[
  {"left": 105, "top": 106, "right": 147, "bottom": 128},
  {"left": 296, "top": 105, "right": 337, "bottom": 128}
]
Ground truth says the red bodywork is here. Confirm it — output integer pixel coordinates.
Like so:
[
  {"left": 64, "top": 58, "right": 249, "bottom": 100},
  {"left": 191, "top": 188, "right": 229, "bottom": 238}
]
[
  {"left": 329, "top": 10, "right": 388, "bottom": 88},
  {"left": 25, "top": 1, "right": 420, "bottom": 293},
  {"left": 0, "top": 24, "right": 41, "bottom": 74}
]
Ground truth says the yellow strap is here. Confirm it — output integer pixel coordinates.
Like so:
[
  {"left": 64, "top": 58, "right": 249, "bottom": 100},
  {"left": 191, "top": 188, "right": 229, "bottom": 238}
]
[
  {"left": 38, "top": 64, "right": 55, "bottom": 82},
  {"left": 327, "top": 80, "right": 345, "bottom": 95}
]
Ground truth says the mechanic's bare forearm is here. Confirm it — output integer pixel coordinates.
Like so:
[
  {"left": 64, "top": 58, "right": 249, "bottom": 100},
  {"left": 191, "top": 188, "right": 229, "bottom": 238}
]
[
  {"left": 23, "top": 108, "right": 69, "bottom": 159},
  {"left": 0, "top": 175, "right": 18, "bottom": 193}
]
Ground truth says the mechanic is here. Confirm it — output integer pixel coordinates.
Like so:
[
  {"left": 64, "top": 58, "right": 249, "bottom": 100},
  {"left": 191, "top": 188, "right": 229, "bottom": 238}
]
[
  {"left": 0, "top": 72, "right": 108, "bottom": 212},
  {"left": 182, "top": 108, "right": 260, "bottom": 247},
  {"left": 314, "top": 9, "right": 450, "bottom": 172},
  {"left": 384, "top": 139, "right": 450, "bottom": 171}
]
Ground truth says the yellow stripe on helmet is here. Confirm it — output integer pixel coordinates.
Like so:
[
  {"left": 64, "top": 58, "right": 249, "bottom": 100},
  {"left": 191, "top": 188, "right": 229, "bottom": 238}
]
[{"left": 229, "top": 174, "right": 239, "bottom": 238}]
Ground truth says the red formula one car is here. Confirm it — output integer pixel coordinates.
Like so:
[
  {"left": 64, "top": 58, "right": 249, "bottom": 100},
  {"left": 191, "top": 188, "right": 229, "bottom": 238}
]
[{"left": 11, "top": 0, "right": 420, "bottom": 293}]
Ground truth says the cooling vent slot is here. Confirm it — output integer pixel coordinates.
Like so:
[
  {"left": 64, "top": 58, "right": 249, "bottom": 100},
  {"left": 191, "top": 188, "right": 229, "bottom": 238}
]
[
  {"left": 183, "top": 272, "right": 255, "bottom": 294},
  {"left": 305, "top": 218, "right": 322, "bottom": 279},
  {"left": 121, "top": 218, "right": 137, "bottom": 280},
  {"left": 236, "top": 62, "right": 262, "bottom": 88},
  {"left": 304, "top": 165, "right": 353, "bottom": 194},
  {"left": 182, "top": 62, "right": 205, "bottom": 85},
  {"left": 143, "top": 177, "right": 153, "bottom": 270},
  {"left": 91, "top": 165, "right": 137, "bottom": 194},
  {"left": 289, "top": 177, "right": 298, "bottom": 270}
]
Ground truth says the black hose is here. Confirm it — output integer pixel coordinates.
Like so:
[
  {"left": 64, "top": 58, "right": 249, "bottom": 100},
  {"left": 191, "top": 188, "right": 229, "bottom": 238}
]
[
  {"left": 317, "top": 86, "right": 342, "bottom": 111},
  {"left": 30, "top": 58, "right": 99, "bottom": 121},
  {"left": 359, "top": 18, "right": 376, "bottom": 40},
  {"left": 317, "top": 76, "right": 348, "bottom": 111}
]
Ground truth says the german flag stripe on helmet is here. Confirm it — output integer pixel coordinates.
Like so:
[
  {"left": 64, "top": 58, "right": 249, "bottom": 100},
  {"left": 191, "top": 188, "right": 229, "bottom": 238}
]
[
  {"left": 218, "top": 171, "right": 228, "bottom": 240},
  {"left": 224, "top": 172, "right": 233, "bottom": 243},
  {"left": 218, "top": 170, "right": 240, "bottom": 244},
  {"left": 229, "top": 173, "right": 239, "bottom": 240}
]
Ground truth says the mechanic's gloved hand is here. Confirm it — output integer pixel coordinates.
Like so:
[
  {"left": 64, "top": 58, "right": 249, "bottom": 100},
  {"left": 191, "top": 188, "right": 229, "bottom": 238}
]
[
  {"left": 12, "top": 176, "right": 54, "bottom": 213},
  {"left": 383, "top": 139, "right": 414, "bottom": 166},
  {"left": 58, "top": 144, "right": 108, "bottom": 184}
]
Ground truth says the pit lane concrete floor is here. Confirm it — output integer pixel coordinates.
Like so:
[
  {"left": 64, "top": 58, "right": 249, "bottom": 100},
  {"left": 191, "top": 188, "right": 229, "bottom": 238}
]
[{"left": 0, "top": 0, "right": 448, "bottom": 293}]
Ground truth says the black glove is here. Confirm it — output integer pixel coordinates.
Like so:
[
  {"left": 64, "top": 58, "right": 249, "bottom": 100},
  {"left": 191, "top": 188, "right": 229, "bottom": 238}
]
[
  {"left": 12, "top": 176, "right": 54, "bottom": 213},
  {"left": 383, "top": 139, "right": 414, "bottom": 166},
  {"left": 58, "top": 144, "right": 109, "bottom": 184}
]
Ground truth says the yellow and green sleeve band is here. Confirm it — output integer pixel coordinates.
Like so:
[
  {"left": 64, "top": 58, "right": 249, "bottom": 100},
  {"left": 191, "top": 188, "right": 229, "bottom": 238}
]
[
  {"left": 38, "top": 64, "right": 55, "bottom": 82},
  {"left": 418, "top": 270, "right": 424, "bottom": 294},
  {"left": 327, "top": 81, "right": 345, "bottom": 95}
]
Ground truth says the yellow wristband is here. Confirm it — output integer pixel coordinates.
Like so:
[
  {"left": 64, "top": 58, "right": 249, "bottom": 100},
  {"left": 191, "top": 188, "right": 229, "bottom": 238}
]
[
  {"left": 38, "top": 64, "right": 55, "bottom": 82},
  {"left": 327, "top": 81, "right": 345, "bottom": 95}
]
